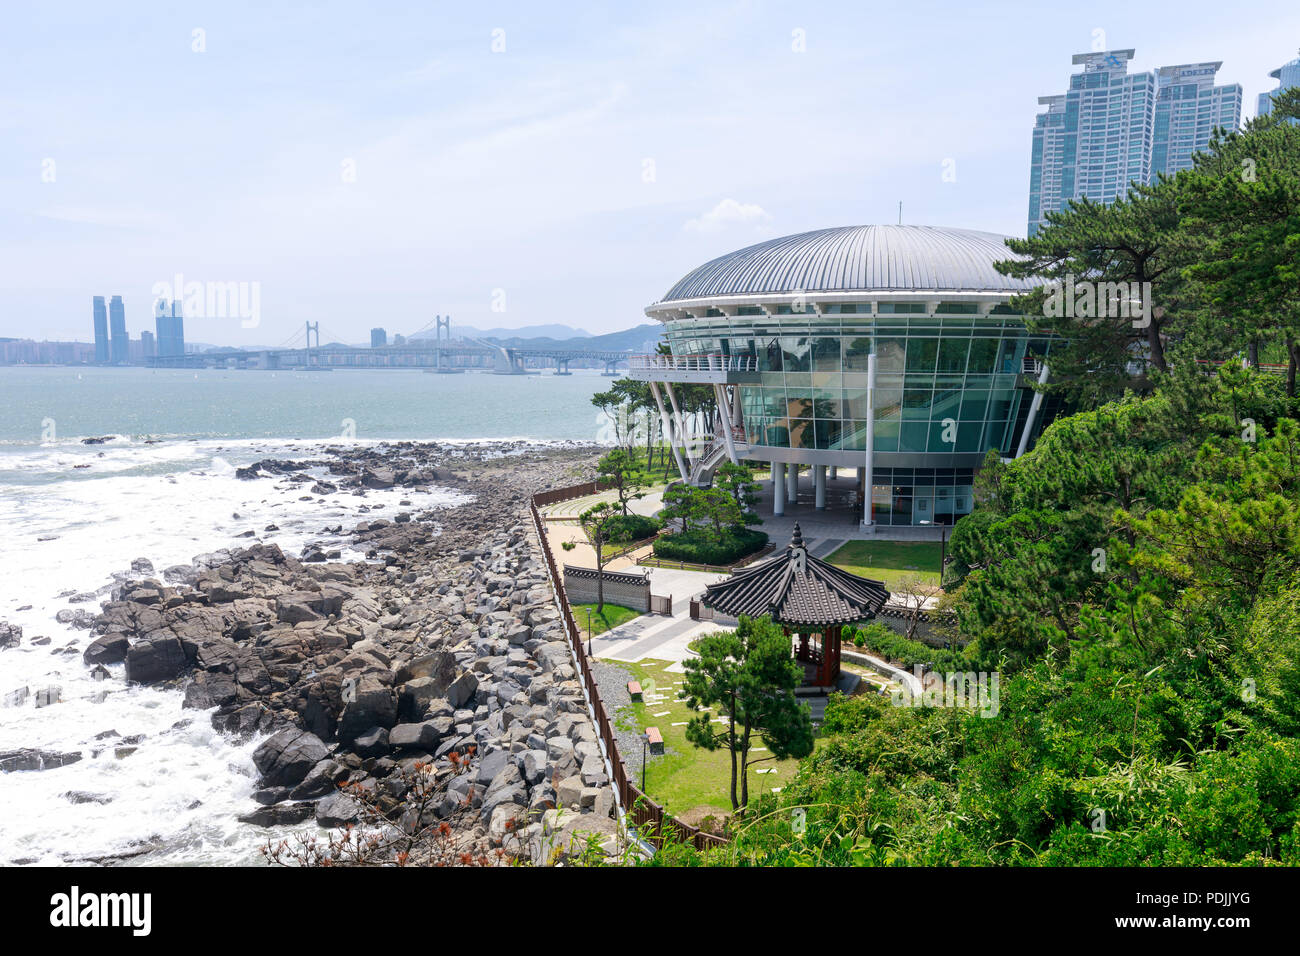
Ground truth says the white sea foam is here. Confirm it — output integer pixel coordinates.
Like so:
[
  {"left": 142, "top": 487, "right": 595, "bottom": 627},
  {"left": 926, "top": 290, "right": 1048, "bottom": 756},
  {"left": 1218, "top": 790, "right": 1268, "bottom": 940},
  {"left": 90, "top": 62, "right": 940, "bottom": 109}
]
[{"left": 0, "top": 438, "right": 471, "bottom": 866}]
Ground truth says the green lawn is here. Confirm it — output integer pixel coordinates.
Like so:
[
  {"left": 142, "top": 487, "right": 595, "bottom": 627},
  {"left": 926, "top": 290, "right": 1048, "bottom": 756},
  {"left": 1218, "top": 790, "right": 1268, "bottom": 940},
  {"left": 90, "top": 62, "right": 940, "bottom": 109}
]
[
  {"left": 826, "top": 540, "right": 942, "bottom": 590},
  {"left": 610, "top": 657, "right": 812, "bottom": 820},
  {"left": 571, "top": 603, "right": 641, "bottom": 639}
]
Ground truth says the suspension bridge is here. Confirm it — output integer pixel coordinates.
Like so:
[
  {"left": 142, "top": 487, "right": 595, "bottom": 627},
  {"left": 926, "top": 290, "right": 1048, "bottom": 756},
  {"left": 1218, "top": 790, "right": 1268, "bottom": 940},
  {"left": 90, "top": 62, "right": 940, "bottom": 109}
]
[{"left": 146, "top": 317, "right": 631, "bottom": 374}]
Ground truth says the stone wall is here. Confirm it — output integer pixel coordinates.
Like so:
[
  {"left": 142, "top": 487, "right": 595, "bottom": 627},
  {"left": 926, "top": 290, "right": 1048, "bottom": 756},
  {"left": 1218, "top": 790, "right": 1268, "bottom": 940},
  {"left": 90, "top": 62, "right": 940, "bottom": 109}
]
[{"left": 562, "top": 566, "right": 650, "bottom": 613}]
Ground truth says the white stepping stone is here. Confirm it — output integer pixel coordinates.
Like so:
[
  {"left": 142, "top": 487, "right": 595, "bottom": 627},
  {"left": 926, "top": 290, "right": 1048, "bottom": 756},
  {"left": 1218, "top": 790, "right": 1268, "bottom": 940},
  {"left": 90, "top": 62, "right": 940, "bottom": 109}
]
[
  {"left": 653, "top": 710, "right": 670, "bottom": 717},
  {"left": 671, "top": 721, "right": 688, "bottom": 726}
]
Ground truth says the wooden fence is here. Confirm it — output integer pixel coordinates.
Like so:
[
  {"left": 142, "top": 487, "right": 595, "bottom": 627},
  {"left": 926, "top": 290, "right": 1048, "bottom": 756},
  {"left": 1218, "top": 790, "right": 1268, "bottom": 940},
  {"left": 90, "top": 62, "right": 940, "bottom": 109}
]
[{"left": 528, "top": 482, "right": 729, "bottom": 853}]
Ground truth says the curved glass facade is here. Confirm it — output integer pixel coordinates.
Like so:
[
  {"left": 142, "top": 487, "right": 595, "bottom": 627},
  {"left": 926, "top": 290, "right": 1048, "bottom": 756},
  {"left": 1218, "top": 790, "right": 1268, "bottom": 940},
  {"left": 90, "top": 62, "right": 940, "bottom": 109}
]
[{"left": 658, "top": 305, "right": 1058, "bottom": 524}]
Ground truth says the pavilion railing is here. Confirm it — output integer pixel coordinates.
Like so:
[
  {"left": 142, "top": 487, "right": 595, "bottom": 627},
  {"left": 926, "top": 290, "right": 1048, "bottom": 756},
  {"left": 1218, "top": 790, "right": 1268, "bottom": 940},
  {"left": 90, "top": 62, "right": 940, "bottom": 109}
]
[
  {"left": 629, "top": 353, "right": 757, "bottom": 374},
  {"left": 528, "top": 480, "right": 730, "bottom": 854}
]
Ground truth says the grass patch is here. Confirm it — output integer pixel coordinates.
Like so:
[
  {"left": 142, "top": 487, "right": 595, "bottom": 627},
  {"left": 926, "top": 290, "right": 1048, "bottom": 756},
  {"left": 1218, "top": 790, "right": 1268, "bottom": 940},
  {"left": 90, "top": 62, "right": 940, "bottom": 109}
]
[
  {"left": 571, "top": 602, "right": 641, "bottom": 639},
  {"left": 827, "top": 540, "right": 942, "bottom": 590},
  {"left": 610, "top": 657, "right": 813, "bottom": 816}
]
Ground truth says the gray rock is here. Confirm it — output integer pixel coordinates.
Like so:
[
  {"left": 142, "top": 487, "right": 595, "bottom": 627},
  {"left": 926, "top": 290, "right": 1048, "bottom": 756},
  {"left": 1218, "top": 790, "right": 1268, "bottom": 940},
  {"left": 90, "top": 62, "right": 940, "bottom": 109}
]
[
  {"left": 252, "top": 728, "right": 330, "bottom": 788},
  {"left": 124, "top": 632, "right": 187, "bottom": 684},
  {"left": 351, "top": 726, "right": 390, "bottom": 759},
  {"left": 315, "top": 791, "right": 361, "bottom": 827},
  {"left": 0, "top": 748, "right": 83, "bottom": 773},
  {"left": 388, "top": 720, "right": 446, "bottom": 750},
  {"left": 521, "top": 749, "right": 550, "bottom": 786}
]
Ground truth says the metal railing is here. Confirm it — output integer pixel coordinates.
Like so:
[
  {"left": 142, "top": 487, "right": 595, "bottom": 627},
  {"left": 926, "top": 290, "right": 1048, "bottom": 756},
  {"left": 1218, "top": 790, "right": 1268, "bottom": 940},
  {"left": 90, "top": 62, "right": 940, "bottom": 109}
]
[
  {"left": 528, "top": 482, "right": 730, "bottom": 854},
  {"left": 629, "top": 353, "right": 758, "bottom": 373}
]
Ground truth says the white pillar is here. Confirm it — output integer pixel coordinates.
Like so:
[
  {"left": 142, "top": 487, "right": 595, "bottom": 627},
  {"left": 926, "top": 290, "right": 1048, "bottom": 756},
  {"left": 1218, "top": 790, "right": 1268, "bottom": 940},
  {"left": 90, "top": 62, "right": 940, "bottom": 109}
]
[
  {"left": 862, "top": 352, "right": 876, "bottom": 529},
  {"left": 664, "top": 381, "right": 695, "bottom": 466},
  {"left": 829, "top": 465, "right": 837, "bottom": 481},
  {"left": 814, "top": 465, "right": 826, "bottom": 510},
  {"left": 1015, "top": 363, "right": 1051, "bottom": 458},
  {"left": 714, "top": 383, "right": 739, "bottom": 465},
  {"left": 773, "top": 466, "right": 785, "bottom": 516},
  {"left": 786, "top": 462, "right": 798, "bottom": 502},
  {"left": 649, "top": 381, "right": 689, "bottom": 483}
]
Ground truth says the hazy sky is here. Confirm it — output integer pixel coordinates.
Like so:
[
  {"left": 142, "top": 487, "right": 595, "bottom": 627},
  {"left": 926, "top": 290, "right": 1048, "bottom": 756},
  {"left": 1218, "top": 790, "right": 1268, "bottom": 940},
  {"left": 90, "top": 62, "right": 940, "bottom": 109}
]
[{"left": 3, "top": 0, "right": 1298, "bottom": 346}]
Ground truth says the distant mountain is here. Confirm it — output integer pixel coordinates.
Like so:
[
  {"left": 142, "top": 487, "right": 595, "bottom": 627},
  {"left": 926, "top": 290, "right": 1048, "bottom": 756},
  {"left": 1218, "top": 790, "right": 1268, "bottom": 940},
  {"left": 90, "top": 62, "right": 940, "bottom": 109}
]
[
  {"left": 479, "top": 323, "right": 663, "bottom": 353},
  {"left": 410, "top": 323, "right": 592, "bottom": 342}
]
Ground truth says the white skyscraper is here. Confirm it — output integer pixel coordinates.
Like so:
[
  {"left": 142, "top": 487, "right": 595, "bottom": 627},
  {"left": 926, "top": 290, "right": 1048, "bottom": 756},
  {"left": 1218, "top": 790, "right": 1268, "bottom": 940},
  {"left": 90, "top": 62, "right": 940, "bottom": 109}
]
[{"left": 1028, "top": 50, "right": 1241, "bottom": 235}]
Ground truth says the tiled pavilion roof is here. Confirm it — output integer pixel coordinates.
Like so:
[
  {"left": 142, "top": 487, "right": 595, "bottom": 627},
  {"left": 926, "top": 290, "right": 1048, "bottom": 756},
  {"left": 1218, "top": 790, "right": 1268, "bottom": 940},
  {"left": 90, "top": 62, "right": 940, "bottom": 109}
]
[{"left": 702, "top": 524, "right": 890, "bottom": 627}]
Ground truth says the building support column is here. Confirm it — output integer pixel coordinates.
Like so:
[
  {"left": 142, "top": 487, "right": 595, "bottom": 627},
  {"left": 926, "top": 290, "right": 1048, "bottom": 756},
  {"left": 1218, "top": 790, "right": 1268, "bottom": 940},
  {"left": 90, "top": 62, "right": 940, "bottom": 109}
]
[
  {"left": 773, "top": 466, "right": 785, "bottom": 516},
  {"left": 1015, "top": 362, "right": 1051, "bottom": 458},
  {"left": 713, "top": 383, "right": 739, "bottom": 465},
  {"left": 649, "top": 381, "right": 689, "bottom": 483},
  {"left": 664, "top": 381, "right": 695, "bottom": 467},
  {"left": 814, "top": 464, "right": 827, "bottom": 510},
  {"left": 786, "top": 462, "right": 798, "bottom": 503},
  {"left": 829, "top": 465, "right": 837, "bottom": 481},
  {"left": 862, "top": 352, "right": 876, "bottom": 530}
]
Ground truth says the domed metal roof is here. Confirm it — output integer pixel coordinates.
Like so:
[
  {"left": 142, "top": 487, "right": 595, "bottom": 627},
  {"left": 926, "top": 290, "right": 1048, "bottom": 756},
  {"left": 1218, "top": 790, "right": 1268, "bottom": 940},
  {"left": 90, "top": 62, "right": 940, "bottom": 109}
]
[{"left": 658, "top": 224, "right": 1032, "bottom": 303}]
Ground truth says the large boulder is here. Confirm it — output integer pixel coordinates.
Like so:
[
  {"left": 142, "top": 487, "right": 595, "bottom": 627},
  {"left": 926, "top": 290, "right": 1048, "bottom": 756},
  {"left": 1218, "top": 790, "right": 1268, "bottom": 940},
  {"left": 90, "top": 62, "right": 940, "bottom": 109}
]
[
  {"left": 124, "top": 632, "right": 187, "bottom": 684},
  {"left": 445, "top": 670, "right": 478, "bottom": 709},
  {"left": 0, "top": 748, "right": 84, "bottom": 772},
  {"left": 315, "top": 791, "right": 361, "bottom": 827},
  {"left": 336, "top": 678, "right": 398, "bottom": 745},
  {"left": 83, "top": 634, "right": 129, "bottom": 666},
  {"left": 252, "top": 728, "right": 330, "bottom": 788},
  {"left": 388, "top": 720, "right": 447, "bottom": 751},
  {"left": 0, "top": 621, "right": 22, "bottom": 650},
  {"left": 238, "top": 801, "right": 316, "bottom": 827}
]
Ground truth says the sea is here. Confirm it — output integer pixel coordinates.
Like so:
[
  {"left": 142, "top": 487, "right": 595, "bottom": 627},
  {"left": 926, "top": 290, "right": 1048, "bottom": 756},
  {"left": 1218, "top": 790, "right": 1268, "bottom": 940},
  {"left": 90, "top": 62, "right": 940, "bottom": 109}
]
[{"left": 0, "top": 365, "right": 610, "bottom": 865}]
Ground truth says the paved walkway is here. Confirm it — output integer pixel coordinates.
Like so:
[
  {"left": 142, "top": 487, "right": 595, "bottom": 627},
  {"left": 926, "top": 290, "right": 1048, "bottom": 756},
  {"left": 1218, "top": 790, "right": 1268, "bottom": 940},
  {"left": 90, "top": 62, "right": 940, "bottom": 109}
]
[
  {"left": 587, "top": 566, "right": 730, "bottom": 673},
  {"left": 753, "top": 472, "right": 950, "bottom": 543}
]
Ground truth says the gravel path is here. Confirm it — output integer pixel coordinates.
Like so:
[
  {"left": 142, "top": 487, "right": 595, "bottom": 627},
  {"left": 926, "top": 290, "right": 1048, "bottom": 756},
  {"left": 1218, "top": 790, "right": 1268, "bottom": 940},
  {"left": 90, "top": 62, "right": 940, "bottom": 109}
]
[{"left": 593, "top": 658, "right": 649, "bottom": 785}]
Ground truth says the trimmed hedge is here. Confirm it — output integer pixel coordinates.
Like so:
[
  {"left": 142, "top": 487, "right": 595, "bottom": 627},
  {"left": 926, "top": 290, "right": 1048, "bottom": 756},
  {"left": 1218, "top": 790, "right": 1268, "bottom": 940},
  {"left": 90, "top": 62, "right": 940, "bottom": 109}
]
[
  {"left": 846, "top": 622, "right": 969, "bottom": 672},
  {"left": 652, "top": 528, "right": 768, "bottom": 566},
  {"left": 603, "top": 513, "right": 660, "bottom": 543}
]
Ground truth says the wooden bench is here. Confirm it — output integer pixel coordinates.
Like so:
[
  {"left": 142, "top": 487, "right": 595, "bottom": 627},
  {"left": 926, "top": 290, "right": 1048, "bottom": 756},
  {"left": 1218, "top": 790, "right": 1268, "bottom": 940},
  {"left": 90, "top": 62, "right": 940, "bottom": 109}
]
[
  {"left": 627, "top": 681, "right": 642, "bottom": 702},
  {"left": 645, "top": 726, "right": 664, "bottom": 755}
]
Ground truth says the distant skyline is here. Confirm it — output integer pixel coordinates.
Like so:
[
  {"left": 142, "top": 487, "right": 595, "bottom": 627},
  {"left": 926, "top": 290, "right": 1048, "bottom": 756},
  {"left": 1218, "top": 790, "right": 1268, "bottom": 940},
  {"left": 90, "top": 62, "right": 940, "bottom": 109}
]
[{"left": 3, "top": 1, "right": 1298, "bottom": 346}]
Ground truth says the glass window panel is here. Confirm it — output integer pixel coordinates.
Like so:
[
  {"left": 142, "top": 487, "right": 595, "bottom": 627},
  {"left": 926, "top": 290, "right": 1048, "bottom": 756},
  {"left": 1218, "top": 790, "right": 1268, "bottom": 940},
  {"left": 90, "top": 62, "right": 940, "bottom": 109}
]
[
  {"left": 906, "top": 338, "right": 938, "bottom": 374},
  {"left": 843, "top": 336, "right": 873, "bottom": 371},
  {"left": 876, "top": 339, "right": 906, "bottom": 373},
  {"left": 900, "top": 422, "right": 929, "bottom": 453},
  {"left": 873, "top": 420, "right": 900, "bottom": 453},
  {"left": 960, "top": 389, "right": 990, "bottom": 421},
  {"left": 813, "top": 388, "right": 842, "bottom": 419},
  {"left": 787, "top": 419, "right": 814, "bottom": 449},
  {"left": 786, "top": 393, "right": 813, "bottom": 418},
  {"left": 902, "top": 389, "right": 931, "bottom": 420},
  {"left": 937, "top": 337, "right": 970, "bottom": 373},
  {"left": 812, "top": 337, "right": 841, "bottom": 371},
  {"left": 781, "top": 337, "right": 810, "bottom": 372},
  {"left": 967, "top": 338, "right": 998, "bottom": 374}
]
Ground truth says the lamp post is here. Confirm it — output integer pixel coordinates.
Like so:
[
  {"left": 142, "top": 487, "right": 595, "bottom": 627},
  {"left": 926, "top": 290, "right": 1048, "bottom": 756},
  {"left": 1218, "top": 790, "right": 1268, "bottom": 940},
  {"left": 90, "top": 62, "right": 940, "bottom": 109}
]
[
  {"left": 921, "top": 520, "right": 949, "bottom": 586},
  {"left": 639, "top": 733, "right": 649, "bottom": 792},
  {"left": 586, "top": 607, "right": 593, "bottom": 658}
]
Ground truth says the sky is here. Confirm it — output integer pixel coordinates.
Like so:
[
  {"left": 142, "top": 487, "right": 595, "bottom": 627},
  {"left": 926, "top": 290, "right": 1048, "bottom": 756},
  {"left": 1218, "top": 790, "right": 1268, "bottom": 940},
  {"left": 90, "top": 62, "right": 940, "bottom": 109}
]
[{"left": 2, "top": 0, "right": 1298, "bottom": 346}]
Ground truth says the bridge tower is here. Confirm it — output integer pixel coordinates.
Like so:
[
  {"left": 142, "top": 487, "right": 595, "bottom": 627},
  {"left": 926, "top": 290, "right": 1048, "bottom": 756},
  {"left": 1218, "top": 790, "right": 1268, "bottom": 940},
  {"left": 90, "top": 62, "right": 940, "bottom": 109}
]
[
  {"left": 434, "top": 314, "right": 452, "bottom": 369},
  {"left": 305, "top": 322, "right": 320, "bottom": 366}
]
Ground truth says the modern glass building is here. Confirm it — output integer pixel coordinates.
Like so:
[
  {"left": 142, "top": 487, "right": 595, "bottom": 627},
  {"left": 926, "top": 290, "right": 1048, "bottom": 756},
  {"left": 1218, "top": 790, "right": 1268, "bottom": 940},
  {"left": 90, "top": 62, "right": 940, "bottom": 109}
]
[
  {"left": 1258, "top": 54, "right": 1300, "bottom": 125},
  {"left": 91, "top": 295, "right": 109, "bottom": 363},
  {"left": 629, "top": 225, "right": 1061, "bottom": 526},
  {"left": 109, "top": 295, "right": 128, "bottom": 365},
  {"left": 1029, "top": 50, "right": 1240, "bottom": 235}
]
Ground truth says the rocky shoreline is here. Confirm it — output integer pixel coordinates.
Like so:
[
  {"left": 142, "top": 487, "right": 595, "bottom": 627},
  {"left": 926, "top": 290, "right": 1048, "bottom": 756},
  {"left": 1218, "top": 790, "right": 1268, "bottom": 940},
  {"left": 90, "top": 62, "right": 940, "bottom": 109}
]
[{"left": 7, "top": 441, "right": 625, "bottom": 864}]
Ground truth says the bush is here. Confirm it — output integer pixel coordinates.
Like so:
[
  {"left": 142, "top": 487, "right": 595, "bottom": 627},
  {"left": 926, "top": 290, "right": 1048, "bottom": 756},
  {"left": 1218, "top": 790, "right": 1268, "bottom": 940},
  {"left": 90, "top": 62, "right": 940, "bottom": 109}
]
[
  {"left": 602, "top": 513, "right": 660, "bottom": 543},
  {"left": 653, "top": 528, "right": 767, "bottom": 566},
  {"left": 845, "top": 621, "right": 968, "bottom": 672}
]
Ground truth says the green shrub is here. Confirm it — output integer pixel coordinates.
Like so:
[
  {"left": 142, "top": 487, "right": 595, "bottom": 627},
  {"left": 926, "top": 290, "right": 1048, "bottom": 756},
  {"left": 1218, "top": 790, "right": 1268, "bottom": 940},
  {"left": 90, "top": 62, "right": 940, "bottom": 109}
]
[
  {"left": 653, "top": 528, "right": 768, "bottom": 566},
  {"left": 602, "top": 513, "right": 660, "bottom": 543},
  {"left": 845, "top": 621, "right": 968, "bottom": 672}
]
